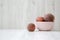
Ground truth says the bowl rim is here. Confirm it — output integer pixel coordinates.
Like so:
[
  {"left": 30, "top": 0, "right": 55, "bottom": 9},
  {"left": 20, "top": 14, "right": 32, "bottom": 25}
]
[{"left": 36, "top": 22, "right": 54, "bottom": 23}]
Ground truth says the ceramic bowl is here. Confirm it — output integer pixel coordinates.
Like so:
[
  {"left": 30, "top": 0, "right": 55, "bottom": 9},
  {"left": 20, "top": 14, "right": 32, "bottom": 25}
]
[{"left": 35, "top": 22, "right": 54, "bottom": 31}]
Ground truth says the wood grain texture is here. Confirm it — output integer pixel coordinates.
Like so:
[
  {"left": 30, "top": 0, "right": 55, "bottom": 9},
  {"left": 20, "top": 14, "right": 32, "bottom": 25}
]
[{"left": 0, "top": 0, "right": 60, "bottom": 31}]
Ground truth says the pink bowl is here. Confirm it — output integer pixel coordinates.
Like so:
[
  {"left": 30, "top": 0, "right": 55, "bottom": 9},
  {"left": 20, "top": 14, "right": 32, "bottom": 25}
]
[{"left": 35, "top": 22, "right": 54, "bottom": 31}]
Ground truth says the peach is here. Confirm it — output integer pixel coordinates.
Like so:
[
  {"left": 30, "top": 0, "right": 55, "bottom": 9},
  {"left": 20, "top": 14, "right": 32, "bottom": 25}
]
[
  {"left": 27, "top": 23, "right": 35, "bottom": 32},
  {"left": 36, "top": 17, "right": 45, "bottom": 22}
]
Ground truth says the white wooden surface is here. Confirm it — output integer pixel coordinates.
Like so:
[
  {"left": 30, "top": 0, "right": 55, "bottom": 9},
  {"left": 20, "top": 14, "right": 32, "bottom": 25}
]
[{"left": 0, "top": 30, "right": 60, "bottom": 40}]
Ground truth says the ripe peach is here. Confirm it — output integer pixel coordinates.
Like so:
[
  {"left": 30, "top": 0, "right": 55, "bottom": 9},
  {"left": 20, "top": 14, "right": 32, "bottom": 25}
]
[
  {"left": 36, "top": 17, "right": 45, "bottom": 22},
  {"left": 27, "top": 23, "right": 35, "bottom": 32}
]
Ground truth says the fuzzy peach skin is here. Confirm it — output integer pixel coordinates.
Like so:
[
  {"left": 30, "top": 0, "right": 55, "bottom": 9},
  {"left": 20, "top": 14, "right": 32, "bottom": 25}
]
[
  {"left": 36, "top": 17, "right": 45, "bottom": 22},
  {"left": 27, "top": 23, "right": 35, "bottom": 32},
  {"left": 44, "top": 13, "right": 55, "bottom": 22}
]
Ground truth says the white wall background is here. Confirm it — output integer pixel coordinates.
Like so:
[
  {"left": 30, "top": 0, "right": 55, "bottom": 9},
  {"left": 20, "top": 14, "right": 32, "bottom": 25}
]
[
  {"left": 54, "top": 0, "right": 60, "bottom": 31},
  {"left": 0, "top": 0, "right": 60, "bottom": 31}
]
